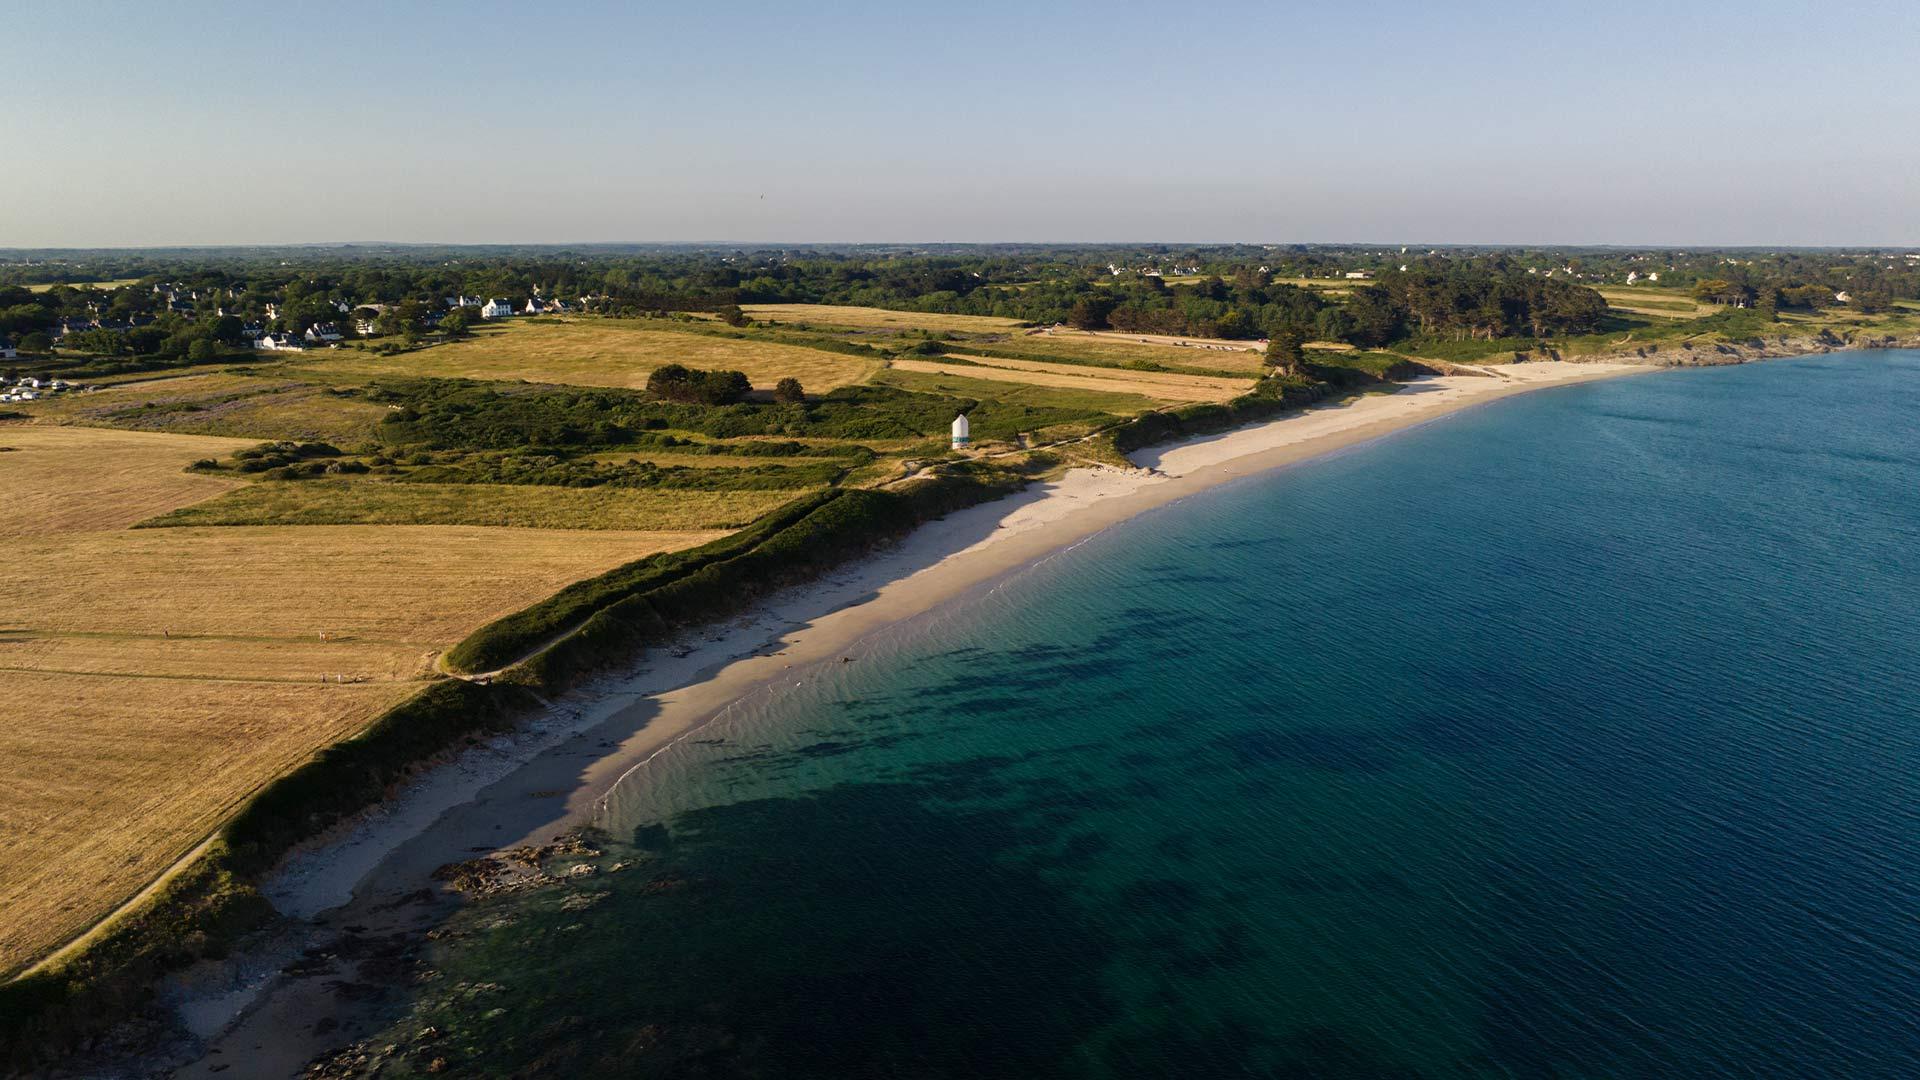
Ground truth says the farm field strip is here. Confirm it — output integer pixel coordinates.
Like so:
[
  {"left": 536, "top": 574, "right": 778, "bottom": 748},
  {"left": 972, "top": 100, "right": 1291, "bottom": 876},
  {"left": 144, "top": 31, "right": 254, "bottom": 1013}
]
[
  {"left": 940, "top": 352, "right": 1253, "bottom": 395},
  {"left": 741, "top": 304, "right": 1028, "bottom": 333},
  {"left": 892, "top": 358, "right": 1238, "bottom": 404}
]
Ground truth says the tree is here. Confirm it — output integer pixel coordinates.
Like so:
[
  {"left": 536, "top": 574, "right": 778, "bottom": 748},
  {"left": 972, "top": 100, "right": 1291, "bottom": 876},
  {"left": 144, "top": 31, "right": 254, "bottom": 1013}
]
[
  {"left": 441, "top": 309, "right": 470, "bottom": 338},
  {"left": 1066, "top": 297, "right": 1114, "bottom": 330},
  {"left": 719, "top": 304, "right": 750, "bottom": 327},
  {"left": 1266, "top": 324, "right": 1308, "bottom": 373},
  {"left": 773, "top": 377, "right": 805, "bottom": 403},
  {"left": 17, "top": 331, "right": 53, "bottom": 354},
  {"left": 187, "top": 338, "right": 218, "bottom": 362}
]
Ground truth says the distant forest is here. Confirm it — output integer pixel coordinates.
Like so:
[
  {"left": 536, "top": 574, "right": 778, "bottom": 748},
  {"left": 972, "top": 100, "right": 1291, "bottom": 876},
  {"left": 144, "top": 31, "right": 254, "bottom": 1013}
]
[{"left": 4, "top": 244, "right": 1916, "bottom": 363}]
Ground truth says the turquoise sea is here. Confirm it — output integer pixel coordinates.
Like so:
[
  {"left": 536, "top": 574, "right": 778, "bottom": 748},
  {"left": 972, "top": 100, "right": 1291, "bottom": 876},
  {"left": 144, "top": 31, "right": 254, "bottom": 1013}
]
[{"left": 372, "top": 353, "right": 1920, "bottom": 1077}]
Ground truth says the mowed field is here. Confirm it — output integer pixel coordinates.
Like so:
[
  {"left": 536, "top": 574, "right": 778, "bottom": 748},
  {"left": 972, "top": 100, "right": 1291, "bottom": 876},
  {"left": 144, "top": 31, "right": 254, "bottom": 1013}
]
[
  {"left": 1597, "top": 287, "right": 1716, "bottom": 319},
  {"left": 307, "top": 318, "right": 882, "bottom": 392},
  {"left": 0, "top": 425, "right": 721, "bottom": 975},
  {"left": 741, "top": 304, "right": 1028, "bottom": 334},
  {"left": 897, "top": 354, "right": 1250, "bottom": 404}
]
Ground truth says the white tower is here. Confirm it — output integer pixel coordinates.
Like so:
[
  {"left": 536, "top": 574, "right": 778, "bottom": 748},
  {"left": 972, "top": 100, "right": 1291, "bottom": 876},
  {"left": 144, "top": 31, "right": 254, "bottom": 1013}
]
[{"left": 950, "top": 413, "right": 971, "bottom": 450}]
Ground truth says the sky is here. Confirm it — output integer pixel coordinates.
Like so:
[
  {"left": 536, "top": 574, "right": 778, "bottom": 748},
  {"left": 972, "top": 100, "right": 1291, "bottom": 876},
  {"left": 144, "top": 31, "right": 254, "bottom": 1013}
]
[{"left": 5, "top": 0, "right": 1919, "bottom": 248}]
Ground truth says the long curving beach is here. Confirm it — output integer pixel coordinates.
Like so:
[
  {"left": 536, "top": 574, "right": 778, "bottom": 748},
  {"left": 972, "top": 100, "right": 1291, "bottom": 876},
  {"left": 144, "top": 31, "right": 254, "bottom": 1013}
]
[{"left": 171, "top": 359, "right": 1653, "bottom": 1073}]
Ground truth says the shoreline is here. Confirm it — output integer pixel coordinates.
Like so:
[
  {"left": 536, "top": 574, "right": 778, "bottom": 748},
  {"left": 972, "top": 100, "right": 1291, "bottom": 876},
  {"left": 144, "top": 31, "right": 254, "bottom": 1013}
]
[{"left": 161, "top": 359, "right": 1655, "bottom": 1074}]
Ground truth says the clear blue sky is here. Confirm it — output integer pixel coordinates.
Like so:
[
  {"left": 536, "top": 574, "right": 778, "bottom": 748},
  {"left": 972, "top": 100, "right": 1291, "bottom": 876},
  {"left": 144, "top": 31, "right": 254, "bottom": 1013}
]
[{"left": 6, "top": 0, "right": 1918, "bottom": 247}]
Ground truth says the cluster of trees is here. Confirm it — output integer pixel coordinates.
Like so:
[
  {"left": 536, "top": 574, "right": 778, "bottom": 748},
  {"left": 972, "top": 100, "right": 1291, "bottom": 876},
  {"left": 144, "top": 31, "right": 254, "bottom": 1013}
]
[
  {"left": 644, "top": 364, "right": 752, "bottom": 405},
  {"left": 1365, "top": 270, "right": 1609, "bottom": 343}
]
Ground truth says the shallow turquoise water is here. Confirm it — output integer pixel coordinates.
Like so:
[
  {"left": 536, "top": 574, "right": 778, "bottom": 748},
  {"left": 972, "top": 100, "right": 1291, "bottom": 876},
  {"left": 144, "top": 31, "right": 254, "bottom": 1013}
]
[{"left": 393, "top": 353, "right": 1920, "bottom": 1077}]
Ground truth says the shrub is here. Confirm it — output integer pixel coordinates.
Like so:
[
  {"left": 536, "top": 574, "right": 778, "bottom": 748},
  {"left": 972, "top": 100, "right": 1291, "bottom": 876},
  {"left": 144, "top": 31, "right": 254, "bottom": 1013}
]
[{"left": 772, "top": 377, "right": 805, "bottom": 403}]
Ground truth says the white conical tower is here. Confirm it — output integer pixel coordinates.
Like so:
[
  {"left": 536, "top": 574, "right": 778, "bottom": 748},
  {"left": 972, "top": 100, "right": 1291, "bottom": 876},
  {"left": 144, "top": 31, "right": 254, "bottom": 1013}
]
[{"left": 950, "top": 413, "right": 971, "bottom": 450}]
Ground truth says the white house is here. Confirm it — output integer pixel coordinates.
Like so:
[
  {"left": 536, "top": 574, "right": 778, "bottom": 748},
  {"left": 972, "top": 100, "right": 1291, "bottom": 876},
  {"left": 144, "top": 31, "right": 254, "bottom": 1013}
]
[
  {"left": 0, "top": 340, "right": 15, "bottom": 360},
  {"left": 255, "top": 332, "right": 305, "bottom": 351},
  {"left": 950, "top": 413, "right": 971, "bottom": 450},
  {"left": 1344, "top": 270, "right": 1374, "bottom": 280},
  {"left": 481, "top": 298, "right": 515, "bottom": 319},
  {"left": 523, "top": 298, "right": 547, "bottom": 315},
  {"left": 304, "top": 323, "right": 344, "bottom": 344}
]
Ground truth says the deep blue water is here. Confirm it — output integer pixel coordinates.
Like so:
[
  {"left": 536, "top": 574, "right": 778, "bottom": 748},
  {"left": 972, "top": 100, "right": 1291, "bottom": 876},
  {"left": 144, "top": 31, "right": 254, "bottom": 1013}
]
[{"left": 382, "top": 353, "right": 1920, "bottom": 1078}]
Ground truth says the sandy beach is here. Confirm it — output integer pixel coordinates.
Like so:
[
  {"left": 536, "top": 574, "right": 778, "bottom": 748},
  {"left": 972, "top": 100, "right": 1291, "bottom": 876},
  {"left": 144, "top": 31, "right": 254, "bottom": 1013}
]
[{"left": 165, "top": 360, "right": 1651, "bottom": 1074}]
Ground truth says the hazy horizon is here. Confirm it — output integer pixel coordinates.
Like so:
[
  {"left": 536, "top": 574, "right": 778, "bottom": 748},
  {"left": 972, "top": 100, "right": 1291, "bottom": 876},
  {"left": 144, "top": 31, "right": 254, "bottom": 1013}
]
[{"left": 8, "top": 0, "right": 1919, "bottom": 249}]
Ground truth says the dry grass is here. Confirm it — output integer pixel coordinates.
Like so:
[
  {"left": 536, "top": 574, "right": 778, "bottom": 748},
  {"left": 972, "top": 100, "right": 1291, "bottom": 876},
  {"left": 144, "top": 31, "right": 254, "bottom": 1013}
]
[
  {"left": 0, "top": 524, "right": 716, "bottom": 974},
  {"left": 26, "top": 278, "right": 142, "bottom": 293},
  {"left": 741, "top": 304, "right": 1027, "bottom": 334},
  {"left": 141, "top": 480, "right": 795, "bottom": 531},
  {"left": 1, "top": 524, "right": 721, "bottom": 642},
  {"left": 0, "top": 425, "right": 252, "bottom": 536},
  {"left": 302, "top": 319, "right": 881, "bottom": 392},
  {"left": 0, "top": 672, "right": 418, "bottom": 974},
  {"left": 899, "top": 355, "right": 1249, "bottom": 403},
  {"left": 0, "top": 423, "right": 735, "bottom": 975}
]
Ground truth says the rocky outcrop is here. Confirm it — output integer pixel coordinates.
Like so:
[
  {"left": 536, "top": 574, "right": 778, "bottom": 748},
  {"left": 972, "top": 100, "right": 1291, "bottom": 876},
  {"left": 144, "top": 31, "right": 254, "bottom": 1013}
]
[{"left": 1536, "top": 330, "right": 1920, "bottom": 369}]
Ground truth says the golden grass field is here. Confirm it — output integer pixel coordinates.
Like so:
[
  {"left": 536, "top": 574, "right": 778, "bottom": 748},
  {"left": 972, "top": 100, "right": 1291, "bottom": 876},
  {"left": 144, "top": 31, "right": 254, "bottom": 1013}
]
[
  {"left": 306, "top": 318, "right": 882, "bottom": 392},
  {"left": 0, "top": 424, "right": 726, "bottom": 975},
  {"left": 0, "top": 308, "right": 1216, "bottom": 977},
  {"left": 26, "top": 278, "right": 143, "bottom": 293},
  {"left": 142, "top": 479, "right": 794, "bottom": 530},
  {"left": 903, "top": 354, "right": 1250, "bottom": 404},
  {"left": 741, "top": 304, "right": 1028, "bottom": 334},
  {"left": 0, "top": 426, "right": 251, "bottom": 535}
]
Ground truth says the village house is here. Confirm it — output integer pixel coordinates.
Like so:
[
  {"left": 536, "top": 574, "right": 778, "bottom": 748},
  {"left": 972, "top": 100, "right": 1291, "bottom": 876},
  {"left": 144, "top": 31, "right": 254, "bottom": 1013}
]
[
  {"left": 255, "top": 332, "right": 305, "bottom": 351},
  {"left": 0, "top": 339, "right": 17, "bottom": 360},
  {"left": 523, "top": 298, "right": 547, "bottom": 316},
  {"left": 1344, "top": 270, "right": 1375, "bottom": 280},
  {"left": 304, "top": 323, "right": 344, "bottom": 344},
  {"left": 481, "top": 298, "right": 515, "bottom": 319}
]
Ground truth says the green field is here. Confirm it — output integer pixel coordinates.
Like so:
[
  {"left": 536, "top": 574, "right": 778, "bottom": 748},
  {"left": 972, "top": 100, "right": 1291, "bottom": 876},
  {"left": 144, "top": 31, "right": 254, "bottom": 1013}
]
[
  {"left": 872, "top": 367, "right": 1161, "bottom": 415},
  {"left": 138, "top": 479, "right": 797, "bottom": 531}
]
